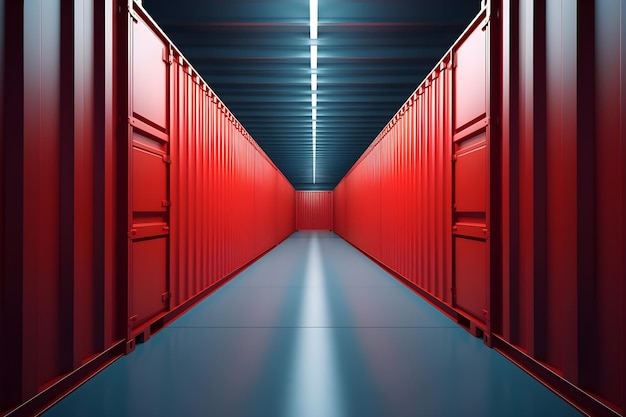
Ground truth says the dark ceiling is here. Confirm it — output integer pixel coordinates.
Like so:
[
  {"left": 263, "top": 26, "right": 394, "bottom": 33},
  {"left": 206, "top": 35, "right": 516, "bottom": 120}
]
[{"left": 142, "top": 0, "right": 480, "bottom": 190}]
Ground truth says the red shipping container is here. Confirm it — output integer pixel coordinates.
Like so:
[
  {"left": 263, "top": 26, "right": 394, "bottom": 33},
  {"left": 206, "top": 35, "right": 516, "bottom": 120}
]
[
  {"left": 0, "top": 2, "right": 295, "bottom": 415},
  {"left": 296, "top": 191, "right": 333, "bottom": 231},
  {"left": 335, "top": 2, "right": 626, "bottom": 416}
]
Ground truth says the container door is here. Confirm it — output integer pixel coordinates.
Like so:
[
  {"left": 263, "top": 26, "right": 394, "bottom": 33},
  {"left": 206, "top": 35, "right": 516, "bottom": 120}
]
[
  {"left": 453, "top": 132, "right": 488, "bottom": 324},
  {"left": 127, "top": 8, "right": 171, "bottom": 334},
  {"left": 451, "top": 20, "right": 490, "bottom": 329}
]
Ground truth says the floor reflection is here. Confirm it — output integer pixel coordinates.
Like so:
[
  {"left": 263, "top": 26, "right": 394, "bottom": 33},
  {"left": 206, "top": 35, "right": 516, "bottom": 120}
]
[{"left": 284, "top": 236, "right": 345, "bottom": 417}]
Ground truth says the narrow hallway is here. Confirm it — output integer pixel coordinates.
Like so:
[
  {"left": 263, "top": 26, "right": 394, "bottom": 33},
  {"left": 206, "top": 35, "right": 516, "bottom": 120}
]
[{"left": 43, "top": 232, "right": 583, "bottom": 417}]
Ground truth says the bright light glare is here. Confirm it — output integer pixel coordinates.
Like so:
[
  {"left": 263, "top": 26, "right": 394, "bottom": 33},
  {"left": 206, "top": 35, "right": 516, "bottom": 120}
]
[
  {"left": 313, "top": 151, "right": 316, "bottom": 183},
  {"left": 310, "top": 45, "right": 317, "bottom": 69},
  {"left": 310, "top": 0, "right": 318, "bottom": 39},
  {"left": 312, "top": 121, "right": 317, "bottom": 130},
  {"left": 284, "top": 238, "right": 344, "bottom": 414},
  {"left": 310, "top": 0, "right": 319, "bottom": 185}
]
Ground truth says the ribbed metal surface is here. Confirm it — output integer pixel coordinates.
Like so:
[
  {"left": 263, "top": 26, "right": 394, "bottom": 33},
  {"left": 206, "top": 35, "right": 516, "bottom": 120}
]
[
  {"left": 2, "top": 2, "right": 625, "bottom": 417},
  {"left": 295, "top": 191, "right": 333, "bottom": 230},
  {"left": 334, "top": 3, "right": 626, "bottom": 416},
  {"left": 499, "top": 1, "right": 623, "bottom": 413},
  {"left": 0, "top": 3, "right": 295, "bottom": 415},
  {"left": 333, "top": 50, "right": 453, "bottom": 303},
  {"left": 1, "top": 1, "right": 120, "bottom": 412},
  {"left": 170, "top": 57, "right": 294, "bottom": 306}
]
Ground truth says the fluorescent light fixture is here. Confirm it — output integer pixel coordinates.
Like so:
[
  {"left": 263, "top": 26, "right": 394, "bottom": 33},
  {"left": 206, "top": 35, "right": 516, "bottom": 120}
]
[
  {"left": 313, "top": 148, "right": 317, "bottom": 183},
  {"left": 310, "top": 0, "right": 319, "bottom": 184},
  {"left": 310, "top": 45, "right": 317, "bottom": 69},
  {"left": 310, "top": 0, "right": 318, "bottom": 39}
]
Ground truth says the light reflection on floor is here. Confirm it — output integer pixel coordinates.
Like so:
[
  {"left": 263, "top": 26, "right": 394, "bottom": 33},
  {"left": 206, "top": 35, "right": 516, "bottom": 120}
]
[
  {"left": 284, "top": 236, "right": 345, "bottom": 417},
  {"left": 41, "top": 231, "right": 585, "bottom": 417}
]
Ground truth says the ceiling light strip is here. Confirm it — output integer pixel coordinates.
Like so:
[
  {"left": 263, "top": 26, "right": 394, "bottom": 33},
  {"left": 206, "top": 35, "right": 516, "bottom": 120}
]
[
  {"left": 310, "top": 0, "right": 318, "bottom": 39},
  {"left": 310, "top": 0, "right": 318, "bottom": 183},
  {"left": 310, "top": 45, "right": 318, "bottom": 69}
]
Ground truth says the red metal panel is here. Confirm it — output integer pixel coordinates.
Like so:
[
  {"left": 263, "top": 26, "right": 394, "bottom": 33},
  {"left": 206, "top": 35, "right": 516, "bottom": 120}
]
[
  {"left": 133, "top": 0, "right": 295, "bottom": 338},
  {"left": 131, "top": 14, "right": 168, "bottom": 131},
  {"left": 23, "top": 0, "right": 62, "bottom": 389},
  {"left": 127, "top": 12, "right": 170, "bottom": 338},
  {"left": 499, "top": 0, "right": 518, "bottom": 351},
  {"left": 517, "top": 0, "right": 548, "bottom": 358},
  {"left": 168, "top": 46, "right": 293, "bottom": 310},
  {"left": 334, "top": 63, "right": 454, "bottom": 302},
  {"left": 276, "top": 171, "right": 296, "bottom": 239},
  {"left": 132, "top": 146, "right": 167, "bottom": 213},
  {"left": 0, "top": 1, "right": 123, "bottom": 414},
  {"left": 454, "top": 237, "right": 487, "bottom": 321},
  {"left": 130, "top": 238, "right": 167, "bottom": 326},
  {"left": 592, "top": 0, "right": 624, "bottom": 409},
  {"left": 335, "top": 2, "right": 624, "bottom": 415},
  {"left": 453, "top": 22, "right": 486, "bottom": 130},
  {"left": 296, "top": 191, "right": 333, "bottom": 230},
  {"left": 169, "top": 57, "right": 183, "bottom": 305},
  {"left": 335, "top": 6, "right": 492, "bottom": 388},
  {"left": 495, "top": 1, "right": 623, "bottom": 415},
  {"left": 1, "top": 1, "right": 296, "bottom": 414},
  {"left": 99, "top": 0, "right": 118, "bottom": 353},
  {"left": 544, "top": 0, "right": 574, "bottom": 376},
  {"left": 454, "top": 135, "right": 486, "bottom": 213},
  {"left": 451, "top": 12, "right": 492, "bottom": 328},
  {"left": 73, "top": 0, "right": 100, "bottom": 366},
  {"left": 4, "top": 1, "right": 625, "bottom": 416}
]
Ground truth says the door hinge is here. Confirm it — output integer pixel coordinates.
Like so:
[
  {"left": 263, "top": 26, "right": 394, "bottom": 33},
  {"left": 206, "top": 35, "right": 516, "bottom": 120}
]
[
  {"left": 162, "top": 292, "right": 171, "bottom": 303},
  {"left": 162, "top": 48, "right": 173, "bottom": 65},
  {"left": 162, "top": 155, "right": 172, "bottom": 164},
  {"left": 452, "top": 154, "right": 457, "bottom": 162},
  {"left": 129, "top": 314, "right": 138, "bottom": 323},
  {"left": 161, "top": 200, "right": 172, "bottom": 207},
  {"left": 128, "top": 228, "right": 138, "bottom": 238}
]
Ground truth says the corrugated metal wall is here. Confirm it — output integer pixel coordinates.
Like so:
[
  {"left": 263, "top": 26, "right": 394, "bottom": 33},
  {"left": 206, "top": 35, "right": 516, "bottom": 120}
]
[
  {"left": 333, "top": 14, "right": 458, "bottom": 305},
  {"left": 499, "top": 1, "right": 624, "bottom": 414},
  {"left": 0, "top": 2, "right": 295, "bottom": 415},
  {"left": 335, "top": 2, "right": 625, "bottom": 416},
  {"left": 295, "top": 191, "right": 333, "bottom": 230},
  {"left": 2, "top": 1, "right": 624, "bottom": 416},
  {"left": 1, "top": 2, "right": 121, "bottom": 413},
  {"left": 169, "top": 54, "right": 294, "bottom": 309}
]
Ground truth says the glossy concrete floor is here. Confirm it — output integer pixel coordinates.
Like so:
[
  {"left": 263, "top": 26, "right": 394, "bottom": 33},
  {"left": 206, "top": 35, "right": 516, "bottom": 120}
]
[{"left": 43, "top": 232, "right": 584, "bottom": 417}]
